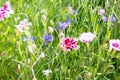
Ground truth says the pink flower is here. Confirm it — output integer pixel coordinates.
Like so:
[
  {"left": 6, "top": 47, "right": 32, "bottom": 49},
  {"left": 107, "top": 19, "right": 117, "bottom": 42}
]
[
  {"left": 0, "top": 1, "right": 14, "bottom": 21},
  {"left": 79, "top": 32, "right": 96, "bottom": 43},
  {"left": 109, "top": 39, "right": 120, "bottom": 51},
  {"left": 60, "top": 37, "right": 79, "bottom": 51},
  {"left": 0, "top": 8, "right": 5, "bottom": 21},
  {"left": 98, "top": 9, "right": 106, "bottom": 15}
]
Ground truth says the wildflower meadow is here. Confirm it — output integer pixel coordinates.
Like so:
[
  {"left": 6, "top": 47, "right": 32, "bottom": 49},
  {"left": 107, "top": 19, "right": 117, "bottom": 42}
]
[{"left": 0, "top": 0, "right": 120, "bottom": 80}]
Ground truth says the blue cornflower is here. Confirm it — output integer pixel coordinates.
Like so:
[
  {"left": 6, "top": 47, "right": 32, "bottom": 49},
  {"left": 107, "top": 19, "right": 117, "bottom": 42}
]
[
  {"left": 57, "top": 18, "right": 70, "bottom": 30},
  {"left": 42, "top": 34, "right": 53, "bottom": 42}
]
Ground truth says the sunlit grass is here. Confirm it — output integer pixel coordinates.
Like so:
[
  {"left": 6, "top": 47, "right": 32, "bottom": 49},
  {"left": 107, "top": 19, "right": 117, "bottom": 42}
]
[{"left": 0, "top": 0, "right": 120, "bottom": 80}]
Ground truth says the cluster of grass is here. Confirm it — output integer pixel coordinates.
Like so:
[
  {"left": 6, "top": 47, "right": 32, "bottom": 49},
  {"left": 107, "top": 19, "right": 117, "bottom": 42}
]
[{"left": 0, "top": 0, "right": 120, "bottom": 80}]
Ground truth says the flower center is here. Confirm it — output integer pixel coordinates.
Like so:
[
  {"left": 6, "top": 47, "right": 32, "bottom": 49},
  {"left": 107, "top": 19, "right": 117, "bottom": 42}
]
[{"left": 112, "top": 43, "right": 119, "bottom": 48}]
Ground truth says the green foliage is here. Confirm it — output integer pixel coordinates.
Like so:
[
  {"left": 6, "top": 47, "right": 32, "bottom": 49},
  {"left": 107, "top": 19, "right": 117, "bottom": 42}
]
[{"left": 0, "top": 0, "right": 120, "bottom": 80}]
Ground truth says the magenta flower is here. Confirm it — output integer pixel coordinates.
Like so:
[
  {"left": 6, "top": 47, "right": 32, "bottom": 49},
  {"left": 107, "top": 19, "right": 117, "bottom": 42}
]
[
  {"left": 79, "top": 32, "right": 96, "bottom": 43},
  {"left": 60, "top": 37, "right": 79, "bottom": 51},
  {"left": 0, "top": 1, "right": 13, "bottom": 21},
  {"left": 0, "top": 8, "right": 5, "bottom": 21},
  {"left": 3, "top": 1, "right": 14, "bottom": 18},
  {"left": 109, "top": 39, "right": 120, "bottom": 51}
]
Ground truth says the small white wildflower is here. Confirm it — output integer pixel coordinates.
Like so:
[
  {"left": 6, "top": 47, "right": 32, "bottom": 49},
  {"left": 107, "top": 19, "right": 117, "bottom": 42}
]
[
  {"left": 43, "top": 69, "right": 52, "bottom": 77},
  {"left": 40, "top": 52, "right": 45, "bottom": 59},
  {"left": 28, "top": 44, "right": 36, "bottom": 53}
]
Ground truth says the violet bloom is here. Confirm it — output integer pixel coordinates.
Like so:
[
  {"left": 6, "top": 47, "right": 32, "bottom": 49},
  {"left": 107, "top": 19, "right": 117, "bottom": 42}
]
[
  {"left": 102, "top": 16, "right": 108, "bottom": 22},
  {"left": 57, "top": 18, "right": 70, "bottom": 30},
  {"left": 79, "top": 32, "right": 96, "bottom": 43},
  {"left": 109, "top": 39, "right": 120, "bottom": 51},
  {"left": 42, "top": 34, "right": 53, "bottom": 42},
  {"left": 110, "top": 15, "right": 116, "bottom": 22},
  {"left": 102, "top": 15, "right": 116, "bottom": 22}
]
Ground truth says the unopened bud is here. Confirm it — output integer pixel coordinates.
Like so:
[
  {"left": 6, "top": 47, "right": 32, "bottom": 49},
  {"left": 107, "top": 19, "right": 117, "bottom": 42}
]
[
  {"left": 59, "top": 32, "right": 64, "bottom": 39},
  {"left": 84, "top": 72, "right": 92, "bottom": 79},
  {"left": 28, "top": 58, "right": 31, "bottom": 64},
  {"left": 2, "top": 51, "right": 6, "bottom": 56},
  {"left": 50, "top": 20, "right": 54, "bottom": 25},
  {"left": 48, "top": 26, "right": 54, "bottom": 33},
  {"left": 41, "top": 15, "right": 47, "bottom": 21}
]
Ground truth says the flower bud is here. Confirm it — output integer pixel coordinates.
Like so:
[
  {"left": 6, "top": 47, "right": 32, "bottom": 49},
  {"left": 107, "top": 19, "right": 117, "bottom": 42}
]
[
  {"left": 84, "top": 72, "right": 92, "bottom": 79},
  {"left": 41, "top": 15, "right": 47, "bottom": 21},
  {"left": 48, "top": 26, "right": 54, "bottom": 33},
  {"left": 50, "top": 20, "right": 54, "bottom": 25}
]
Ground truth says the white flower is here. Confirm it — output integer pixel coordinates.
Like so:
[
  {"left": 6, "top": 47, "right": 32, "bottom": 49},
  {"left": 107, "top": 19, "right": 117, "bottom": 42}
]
[
  {"left": 15, "top": 19, "right": 32, "bottom": 33},
  {"left": 79, "top": 32, "right": 96, "bottom": 43},
  {"left": 43, "top": 69, "right": 52, "bottom": 77},
  {"left": 28, "top": 44, "right": 36, "bottom": 53},
  {"left": 40, "top": 52, "right": 45, "bottom": 59},
  {"left": 109, "top": 39, "right": 120, "bottom": 51}
]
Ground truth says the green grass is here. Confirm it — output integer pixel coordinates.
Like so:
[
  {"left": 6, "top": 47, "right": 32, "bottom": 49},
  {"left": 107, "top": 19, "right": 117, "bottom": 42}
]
[{"left": 0, "top": 0, "right": 120, "bottom": 80}]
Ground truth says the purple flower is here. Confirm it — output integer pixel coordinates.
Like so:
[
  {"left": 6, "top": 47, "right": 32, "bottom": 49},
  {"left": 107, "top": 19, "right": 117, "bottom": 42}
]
[
  {"left": 110, "top": 16, "right": 116, "bottom": 22},
  {"left": 42, "top": 34, "right": 53, "bottom": 42},
  {"left": 102, "top": 15, "right": 116, "bottom": 23},
  {"left": 102, "top": 16, "right": 108, "bottom": 22},
  {"left": 57, "top": 18, "right": 70, "bottom": 30}
]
